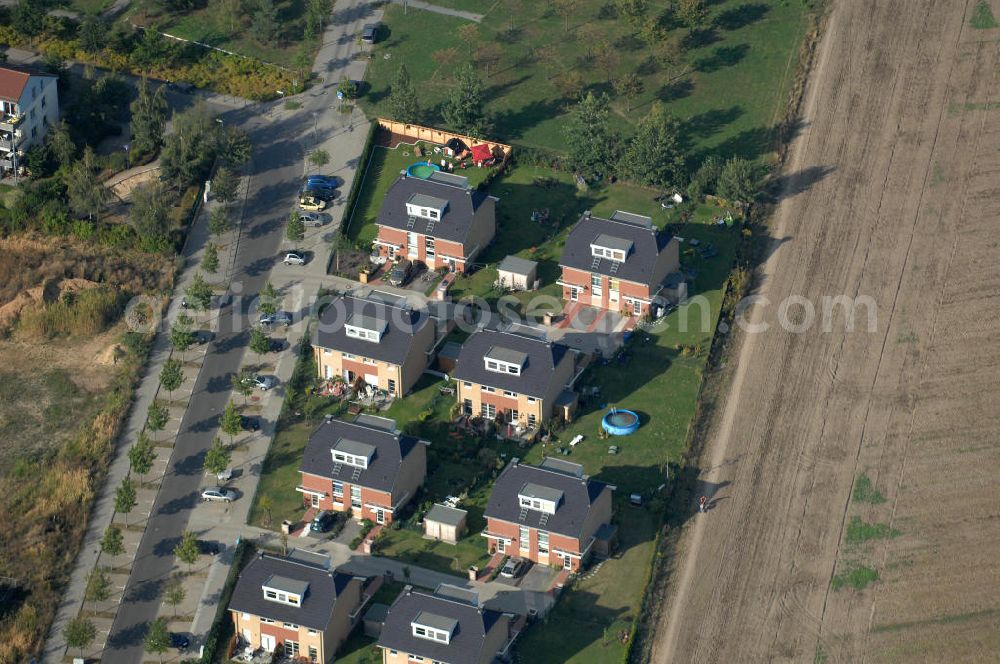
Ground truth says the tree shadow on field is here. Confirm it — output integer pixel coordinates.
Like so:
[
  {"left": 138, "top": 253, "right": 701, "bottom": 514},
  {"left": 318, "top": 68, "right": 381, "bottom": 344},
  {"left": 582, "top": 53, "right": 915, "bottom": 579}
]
[
  {"left": 694, "top": 43, "right": 750, "bottom": 73},
  {"left": 715, "top": 3, "right": 770, "bottom": 31},
  {"left": 681, "top": 105, "right": 744, "bottom": 141},
  {"left": 658, "top": 77, "right": 694, "bottom": 103},
  {"left": 489, "top": 97, "right": 568, "bottom": 141},
  {"left": 769, "top": 165, "right": 836, "bottom": 201}
]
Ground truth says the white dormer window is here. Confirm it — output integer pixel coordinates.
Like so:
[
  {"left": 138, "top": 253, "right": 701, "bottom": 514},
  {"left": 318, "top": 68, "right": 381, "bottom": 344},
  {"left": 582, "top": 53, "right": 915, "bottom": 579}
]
[
  {"left": 484, "top": 358, "right": 522, "bottom": 375},
  {"left": 262, "top": 576, "right": 308, "bottom": 607},
  {"left": 345, "top": 325, "right": 381, "bottom": 342},
  {"left": 406, "top": 194, "right": 449, "bottom": 221},
  {"left": 590, "top": 235, "right": 632, "bottom": 262},
  {"left": 411, "top": 613, "right": 457, "bottom": 645},
  {"left": 518, "top": 483, "right": 563, "bottom": 515},
  {"left": 331, "top": 439, "right": 376, "bottom": 469}
]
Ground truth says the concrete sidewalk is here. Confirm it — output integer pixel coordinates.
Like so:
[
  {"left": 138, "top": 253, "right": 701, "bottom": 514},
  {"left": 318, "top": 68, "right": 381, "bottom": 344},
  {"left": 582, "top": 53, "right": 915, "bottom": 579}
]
[{"left": 387, "top": 0, "right": 484, "bottom": 22}]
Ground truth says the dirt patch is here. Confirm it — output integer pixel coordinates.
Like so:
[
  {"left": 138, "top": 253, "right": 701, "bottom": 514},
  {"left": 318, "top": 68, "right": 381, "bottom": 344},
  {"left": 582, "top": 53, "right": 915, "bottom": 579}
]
[{"left": 652, "top": 2, "right": 1000, "bottom": 662}]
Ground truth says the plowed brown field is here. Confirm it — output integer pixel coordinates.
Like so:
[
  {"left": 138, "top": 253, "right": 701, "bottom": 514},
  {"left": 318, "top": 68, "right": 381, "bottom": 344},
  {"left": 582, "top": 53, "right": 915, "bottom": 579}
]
[{"left": 652, "top": 1, "right": 1000, "bottom": 662}]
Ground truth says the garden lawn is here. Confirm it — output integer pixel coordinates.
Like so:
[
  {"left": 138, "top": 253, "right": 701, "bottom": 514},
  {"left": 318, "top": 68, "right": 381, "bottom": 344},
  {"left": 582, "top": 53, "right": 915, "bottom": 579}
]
[
  {"left": 375, "top": 526, "right": 490, "bottom": 577},
  {"left": 130, "top": 0, "right": 317, "bottom": 67},
  {"left": 347, "top": 143, "right": 491, "bottom": 245},
  {"left": 361, "top": 0, "right": 813, "bottom": 159},
  {"left": 333, "top": 633, "right": 382, "bottom": 664},
  {"left": 248, "top": 420, "right": 312, "bottom": 528}
]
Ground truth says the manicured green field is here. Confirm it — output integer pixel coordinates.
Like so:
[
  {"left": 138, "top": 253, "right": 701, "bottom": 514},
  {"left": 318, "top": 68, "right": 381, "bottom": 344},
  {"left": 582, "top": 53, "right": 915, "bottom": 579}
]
[{"left": 361, "top": 0, "right": 811, "bottom": 158}]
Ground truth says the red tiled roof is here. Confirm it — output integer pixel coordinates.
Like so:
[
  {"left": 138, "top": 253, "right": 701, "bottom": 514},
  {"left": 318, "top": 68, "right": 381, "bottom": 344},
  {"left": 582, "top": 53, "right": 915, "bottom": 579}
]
[
  {"left": 0, "top": 67, "right": 31, "bottom": 104},
  {"left": 470, "top": 143, "right": 492, "bottom": 162}
]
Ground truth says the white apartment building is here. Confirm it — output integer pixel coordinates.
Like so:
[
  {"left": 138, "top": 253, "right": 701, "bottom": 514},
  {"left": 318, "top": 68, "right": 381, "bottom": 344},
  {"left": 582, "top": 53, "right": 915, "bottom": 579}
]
[{"left": 0, "top": 65, "right": 59, "bottom": 176}]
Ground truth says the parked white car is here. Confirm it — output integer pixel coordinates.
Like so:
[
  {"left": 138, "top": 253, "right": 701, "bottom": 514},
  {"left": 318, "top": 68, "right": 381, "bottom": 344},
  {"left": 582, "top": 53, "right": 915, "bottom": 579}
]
[
  {"left": 284, "top": 252, "right": 306, "bottom": 265},
  {"left": 201, "top": 487, "right": 236, "bottom": 503},
  {"left": 216, "top": 468, "right": 233, "bottom": 482}
]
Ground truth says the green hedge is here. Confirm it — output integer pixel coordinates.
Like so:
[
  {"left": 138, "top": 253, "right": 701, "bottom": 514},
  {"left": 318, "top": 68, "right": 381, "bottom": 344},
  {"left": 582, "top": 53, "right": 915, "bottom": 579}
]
[{"left": 334, "top": 119, "right": 379, "bottom": 263}]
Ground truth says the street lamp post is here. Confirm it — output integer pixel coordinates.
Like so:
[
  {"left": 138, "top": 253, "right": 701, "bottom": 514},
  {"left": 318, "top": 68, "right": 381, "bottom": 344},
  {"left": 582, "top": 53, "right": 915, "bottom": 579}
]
[{"left": 123, "top": 143, "right": 129, "bottom": 169}]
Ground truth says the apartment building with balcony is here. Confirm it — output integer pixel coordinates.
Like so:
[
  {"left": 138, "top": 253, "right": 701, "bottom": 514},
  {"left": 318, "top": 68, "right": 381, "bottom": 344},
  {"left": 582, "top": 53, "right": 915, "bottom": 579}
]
[{"left": 0, "top": 65, "right": 59, "bottom": 176}]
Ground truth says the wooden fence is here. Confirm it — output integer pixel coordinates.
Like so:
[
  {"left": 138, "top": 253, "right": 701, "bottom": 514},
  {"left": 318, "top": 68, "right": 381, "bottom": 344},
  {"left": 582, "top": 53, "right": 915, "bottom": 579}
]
[{"left": 375, "top": 118, "right": 513, "bottom": 159}]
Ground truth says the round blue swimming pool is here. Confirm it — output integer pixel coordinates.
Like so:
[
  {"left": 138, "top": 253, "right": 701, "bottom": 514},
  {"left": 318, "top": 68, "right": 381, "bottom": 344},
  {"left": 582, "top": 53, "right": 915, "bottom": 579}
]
[
  {"left": 407, "top": 162, "right": 441, "bottom": 179},
  {"left": 602, "top": 409, "right": 640, "bottom": 435}
]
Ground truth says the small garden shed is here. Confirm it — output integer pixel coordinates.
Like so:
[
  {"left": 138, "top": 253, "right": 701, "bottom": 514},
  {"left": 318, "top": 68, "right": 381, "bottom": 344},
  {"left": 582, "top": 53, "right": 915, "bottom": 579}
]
[
  {"left": 423, "top": 504, "right": 468, "bottom": 544},
  {"left": 497, "top": 255, "right": 538, "bottom": 291}
]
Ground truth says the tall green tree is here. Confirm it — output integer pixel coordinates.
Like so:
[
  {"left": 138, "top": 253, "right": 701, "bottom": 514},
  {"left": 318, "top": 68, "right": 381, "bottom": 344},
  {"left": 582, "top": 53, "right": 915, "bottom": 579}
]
[
  {"left": 160, "top": 103, "right": 221, "bottom": 188},
  {"left": 173, "top": 530, "right": 200, "bottom": 572},
  {"left": 85, "top": 567, "right": 112, "bottom": 605},
  {"left": 614, "top": 0, "right": 648, "bottom": 26},
  {"left": 564, "top": 92, "right": 621, "bottom": 181},
  {"left": 286, "top": 211, "right": 305, "bottom": 242},
  {"left": 232, "top": 369, "right": 255, "bottom": 405},
  {"left": 163, "top": 575, "right": 186, "bottom": 618},
  {"left": 48, "top": 121, "right": 76, "bottom": 167},
  {"left": 221, "top": 127, "right": 252, "bottom": 168},
  {"left": 115, "top": 477, "right": 137, "bottom": 526},
  {"left": 101, "top": 524, "right": 126, "bottom": 558},
  {"left": 145, "top": 617, "right": 171, "bottom": 663},
  {"left": 202, "top": 243, "right": 220, "bottom": 273},
  {"left": 186, "top": 273, "right": 213, "bottom": 310},
  {"left": 612, "top": 72, "right": 644, "bottom": 113},
  {"left": 620, "top": 102, "right": 686, "bottom": 189},
  {"left": 65, "top": 147, "right": 106, "bottom": 221},
  {"left": 13, "top": 0, "right": 45, "bottom": 36},
  {"left": 78, "top": 15, "right": 106, "bottom": 54},
  {"left": 259, "top": 281, "right": 279, "bottom": 316},
  {"left": 251, "top": 0, "right": 278, "bottom": 43},
  {"left": 146, "top": 400, "right": 169, "bottom": 441},
  {"left": 129, "top": 181, "right": 170, "bottom": 244},
  {"left": 130, "top": 77, "right": 168, "bottom": 156},
  {"left": 64, "top": 617, "right": 96, "bottom": 660},
  {"left": 170, "top": 313, "right": 196, "bottom": 358},
  {"left": 717, "top": 156, "right": 762, "bottom": 210},
  {"left": 212, "top": 165, "right": 239, "bottom": 203},
  {"left": 387, "top": 63, "right": 420, "bottom": 124},
  {"left": 220, "top": 401, "right": 242, "bottom": 442},
  {"left": 160, "top": 357, "right": 184, "bottom": 399},
  {"left": 442, "top": 64, "right": 489, "bottom": 137},
  {"left": 209, "top": 206, "right": 231, "bottom": 236},
  {"left": 204, "top": 437, "right": 231, "bottom": 476},
  {"left": 676, "top": 0, "right": 708, "bottom": 28},
  {"left": 128, "top": 432, "right": 157, "bottom": 486},
  {"left": 249, "top": 326, "right": 270, "bottom": 357}
]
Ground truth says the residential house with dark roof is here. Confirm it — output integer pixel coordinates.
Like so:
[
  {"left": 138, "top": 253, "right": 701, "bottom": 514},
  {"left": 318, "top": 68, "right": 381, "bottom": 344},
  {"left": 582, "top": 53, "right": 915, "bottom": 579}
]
[
  {"left": 373, "top": 171, "right": 497, "bottom": 273},
  {"left": 377, "top": 585, "right": 512, "bottom": 664},
  {"left": 312, "top": 293, "right": 435, "bottom": 397},
  {"left": 558, "top": 210, "right": 680, "bottom": 316},
  {"left": 228, "top": 551, "right": 365, "bottom": 662},
  {"left": 483, "top": 458, "right": 614, "bottom": 572},
  {"left": 298, "top": 414, "right": 428, "bottom": 524},
  {"left": 0, "top": 65, "right": 59, "bottom": 176},
  {"left": 452, "top": 329, "right": 576, "bottom": 430}
]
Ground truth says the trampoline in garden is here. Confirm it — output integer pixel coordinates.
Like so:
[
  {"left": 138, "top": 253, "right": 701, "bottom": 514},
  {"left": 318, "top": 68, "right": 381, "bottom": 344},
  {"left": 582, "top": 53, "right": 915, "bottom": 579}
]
[
  {"left": 602, "top": 408, "right": 640, "bottom": 436},
  {"left": 407, "top": 162, "right": 441, "bottom": 179}
]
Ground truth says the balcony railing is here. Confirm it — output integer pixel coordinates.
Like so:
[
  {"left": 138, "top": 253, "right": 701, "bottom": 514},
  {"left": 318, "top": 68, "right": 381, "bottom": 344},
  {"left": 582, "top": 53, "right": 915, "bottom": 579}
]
[{"left": 0, "top": 114, "right": 23, "bottom": 133}]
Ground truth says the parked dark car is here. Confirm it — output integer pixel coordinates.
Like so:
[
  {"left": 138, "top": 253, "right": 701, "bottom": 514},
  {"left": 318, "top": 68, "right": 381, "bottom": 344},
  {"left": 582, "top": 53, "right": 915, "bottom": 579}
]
[
  {"left": 196, "top": 539, "right": 222, "bottom": 556},
  {"left": 171, "top": 632, "right": 190, "bottom": 650},
  {"left": 310, "top": 510, "right": 338, "bottom": 533},
  {"left": 387, "top": 259, "right": 412, "bottom": 287},
  {"left": 500, "top": 557, "right": 527, "bottom": 579},
  {"left": 241, "top": 415, "right": 260, "bottom": 431},
  {"left": 361, "top": 23, "right": 379, "bottom": 44}
]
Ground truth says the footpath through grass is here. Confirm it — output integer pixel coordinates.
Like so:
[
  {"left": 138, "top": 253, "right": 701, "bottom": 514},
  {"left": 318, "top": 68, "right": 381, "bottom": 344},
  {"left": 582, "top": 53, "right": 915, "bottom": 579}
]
[{"left": 362, "top": 0, "right": 811, "bottom": 159}]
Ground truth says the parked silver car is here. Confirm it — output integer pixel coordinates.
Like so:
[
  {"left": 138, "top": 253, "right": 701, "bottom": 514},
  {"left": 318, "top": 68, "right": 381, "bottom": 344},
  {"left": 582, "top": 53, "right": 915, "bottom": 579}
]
[{"left": 201, "top": 487, "right": 236, "bottom": 503}]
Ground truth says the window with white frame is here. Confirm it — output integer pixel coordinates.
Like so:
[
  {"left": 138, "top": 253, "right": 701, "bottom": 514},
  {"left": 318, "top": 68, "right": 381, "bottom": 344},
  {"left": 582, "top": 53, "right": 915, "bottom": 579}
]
[
  {"left": 283, "top": 622, "right": 299, "bottom": 629},
  {"left": 519, "top": 526, "right": 530, "bottom": 550},
  {"left": 260, "top": 617, "right": 275, "bottom": 624},
  {"left": 332, "top": 480, "right": 344, "bottom": 497},
  {"left": 503, "top": 390, "right": 516, "bottom": 397},
  {"left": 345, "top": 325, "right": 381, "bottom": 342},
  {"left": 528, "top": 413, "right": 537, "bottom": 427},
  {"left": 410, "top": 614, "right": 455, "bottom": 645},
  {"left": 481, "top": 386, "right": 495, "bottom": 393},
  {"left": 284, "top": 641, "right": 299, "bottom": 657},
  {"left": 538, "top": 530, "right": 549, "bottom": 554},
  {"left": 481, "top": 403, "right": 496, "bottom": 418}
]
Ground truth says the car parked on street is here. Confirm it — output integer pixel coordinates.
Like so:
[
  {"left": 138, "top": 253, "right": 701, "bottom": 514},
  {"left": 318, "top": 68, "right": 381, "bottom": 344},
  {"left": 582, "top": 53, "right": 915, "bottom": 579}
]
[
  {"left": 310, "top": 510, "right": 337, "bottom": 533},
  {"left": 254, "top": 375, "right": 277, "bottom": 391},
  {"left": 301, "top": 187, "right": 336, "bottom": 203},
  {"left": 284, "top": 252, "right": 306, "bottom": 265},
  {"left": 201, "top": 487, "right": 236, "bottom": 503},
  {"left": 500, "top": 557, "right": 527, "bottom": 579},
  {"left": 196, "top": 539, "right": 222, "bottom": 556},
  {"left": 241, "top": 415, "right": 260, "bottom": 431},
  {"left": 259, "top": 311, "right": 292, "bottom": 326},
  {"left": 387, "top": 259, "right": 412, "bottom": 287},
  {"left": 298, "top": 212, "right": 324, "bottom": 227},
  {"left": 216, "top": 468, "right": 233, "bottom": 482},
  {"left": 171, "top": 632, "right": 190, "bottom": 651},
  {"left": 299, "top": 196, "right": 326, "bottom": 211},
  {"left": 361, "top": 23, "right": 379, "bottom": 44}
]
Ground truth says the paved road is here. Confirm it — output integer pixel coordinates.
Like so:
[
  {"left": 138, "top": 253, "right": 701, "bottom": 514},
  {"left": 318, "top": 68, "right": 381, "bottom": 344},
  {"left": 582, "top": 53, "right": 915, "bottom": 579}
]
[{"left": 102, "top": 0, "right": 378, "bottom": 659}]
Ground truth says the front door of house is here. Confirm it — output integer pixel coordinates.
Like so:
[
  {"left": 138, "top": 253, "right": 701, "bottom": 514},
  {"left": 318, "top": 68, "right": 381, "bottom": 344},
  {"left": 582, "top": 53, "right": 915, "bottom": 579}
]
[
  {"left": 310, "top": 494, "right": 320, "bottom": 508},
  {"left": 497, "top": 538, "right": 505, "bottom": 553},
  {"left": 376, "top": 509, "right": 385, "bottom": 524},
  {"left": 609, "top": 278, "right": 620, "bottom": 306},
  {"left": 261, "top": 634, "right": 276, "bottom": 651},
  {"left": 563, "top": 555, "right": 572, "bottom": 570},
  {"left": 242, "top": 629, "right": 252, "bottom": 646},
  {"left": 344, "top": 369, "right": 355, "bottom": 383}
]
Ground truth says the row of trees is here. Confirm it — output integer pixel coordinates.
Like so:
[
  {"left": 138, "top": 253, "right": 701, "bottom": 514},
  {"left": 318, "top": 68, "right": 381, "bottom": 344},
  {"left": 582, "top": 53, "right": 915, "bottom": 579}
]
[{"left": 564, "top": 92, "right": 763, "bottom": 204}]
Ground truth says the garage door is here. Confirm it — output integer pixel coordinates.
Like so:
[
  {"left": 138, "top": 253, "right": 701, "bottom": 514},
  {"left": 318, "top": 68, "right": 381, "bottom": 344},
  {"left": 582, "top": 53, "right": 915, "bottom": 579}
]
[{"left": 365, "top": 373, "right": 379, "bottom": 387}]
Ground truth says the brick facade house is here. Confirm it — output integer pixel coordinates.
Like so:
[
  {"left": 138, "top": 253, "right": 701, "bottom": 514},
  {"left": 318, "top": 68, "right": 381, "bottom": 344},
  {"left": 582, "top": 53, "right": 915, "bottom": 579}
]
[
  {"left": 558, "top": 210, "right": 680, "bottom": 317},
  {"left": 313, "top": 293, "right": 435, "bottom": 398},
  {"left": 452, "top": 329, "right": 576, "bottom": 430},
  {"left": 377, "top": 585, "right": 512, "bottom": 664},
  {"left": 298, "top": 415, "right": 428, "bottom": 524},
  {"left": 373, "top": 170, "right": 497, "bottom": 274},
  {"left": 228, "top": 552, "right": 365, "bottom": 663},
  {"left": 483, "top": 458, "right": 614, "bottom": 572}
]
